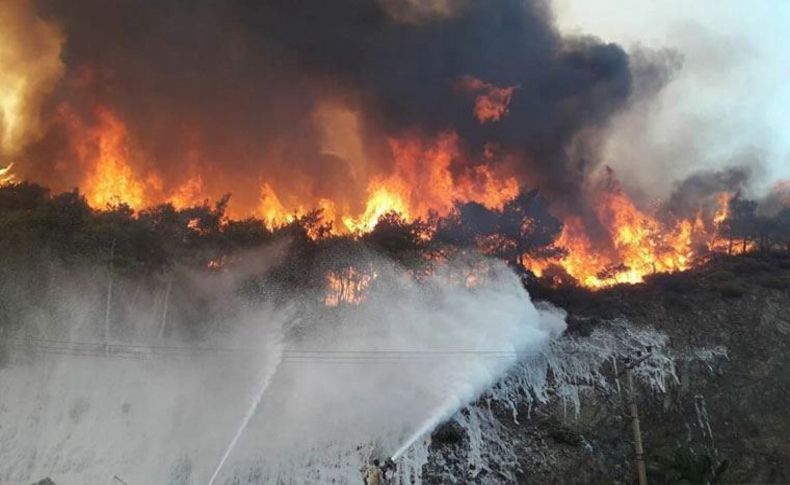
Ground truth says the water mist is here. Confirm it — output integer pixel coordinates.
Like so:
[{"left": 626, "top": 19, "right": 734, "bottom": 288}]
[{"left": 1, "top": 254, "right": 566, "bottom": 484}]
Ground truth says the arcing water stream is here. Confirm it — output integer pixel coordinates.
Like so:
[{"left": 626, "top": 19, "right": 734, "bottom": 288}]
[
  {"left": 1, "top": 257, "right": 579, "bottom": 484},
  {"left": 391, "top": 396, "right": 461, "bottom": 461},
  {"left": 208, "top": 341, "right": 283, "bottom": 485},
  {"left": 0, "top": 316, "right": 697, "bottom": 484}
]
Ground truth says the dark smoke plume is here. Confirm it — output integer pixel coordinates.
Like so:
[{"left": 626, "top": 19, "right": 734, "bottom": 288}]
[
  {"left": 25, "top": 0, "right": 638, "bottom": 213},
  {"left": 665, "top": 167, "right": 753, "bottom": 218}
]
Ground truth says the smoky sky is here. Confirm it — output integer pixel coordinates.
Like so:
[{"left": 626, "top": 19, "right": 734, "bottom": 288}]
[
  {"left": 664, "top": 166, "right": 752, "bottom": 218},
  {"left": 30, "top": 0, "right": 636, "bottom": 210}
]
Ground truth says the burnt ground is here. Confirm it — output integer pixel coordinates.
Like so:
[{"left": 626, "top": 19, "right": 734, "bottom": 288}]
[{"left": 426, "top": 254, "right": 790, "bottom": 484}]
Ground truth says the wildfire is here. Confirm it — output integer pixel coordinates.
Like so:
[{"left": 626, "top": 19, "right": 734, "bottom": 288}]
[
  {"left": 169, "top": 175, "right": 206, "bottom": 209},
  {"left": 259, "top": 183, "right": 338, "bottom": 238},
  {"left": 522, "top": 188, "right": 738, "bottom": 289},
  {"left": 258, "top": 131, "right": 518, "bottom": 237},
  {"left": 59, "top": 105, "right": 154, "bottom": 209},
  {"left": 324, "top": 266, "right": 376, "bottom": 306},
  {"left": 341, "top": 132, "right": 518, "bottom": 233},
  {"left": 0, "top": 163, "right": 16, "bottom": 186},
  {"left": 343, "top": 185, "right": 410, "bottom": 233},
  {"left": 10, "top": 101, "right": 753, "bottom": 290},
  {"left": 259, "top": 183, "right": 299, "bottom": 229},
  {"left": 60, "top": 106, "right": 224, "bottom": 211},
  {"left": 0, "top": 0, "right": 63, "bottom": 157},
  {"left": 458, "top": 76, "right": 519, "bottom": 124},
  {"left": 712, "top": 192, "right": 729, "bottom": 226}
]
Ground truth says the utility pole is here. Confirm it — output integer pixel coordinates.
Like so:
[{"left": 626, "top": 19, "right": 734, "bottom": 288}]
[
  {"left": 158, "top": 275, "right": 173, "bottom": 340},
  {"left": 626, "top": 365, "right": 648, "bottom": 485},
  {"left": 618, "top": 351, "right": 651, "bottom": 485},
  {"left": 105, "top": 237, "right": 116, "bottom": 357}
]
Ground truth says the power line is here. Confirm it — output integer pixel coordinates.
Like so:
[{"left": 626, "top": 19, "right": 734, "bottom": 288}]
[{"left": 3, "top": 337, "right": 538, "bottom": 363}]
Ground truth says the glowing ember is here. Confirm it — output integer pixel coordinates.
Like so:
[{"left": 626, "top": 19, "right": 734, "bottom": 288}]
[
  {"left": 324, "top": 267, "right": 376, "bottom": 306},
  {"left": 187, "top": 218, "right": 201, "bottom": 231},
  {"left": 207, "top": 255, "right": 231, "bottom": 270}
]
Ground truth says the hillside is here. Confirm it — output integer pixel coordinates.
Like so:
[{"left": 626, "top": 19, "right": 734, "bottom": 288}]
[{"left": 424, "top": 255, "right": 790, "bottom": 484}]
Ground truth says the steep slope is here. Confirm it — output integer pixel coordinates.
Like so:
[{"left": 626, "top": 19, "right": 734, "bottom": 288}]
[{"left": 424, "top": 255, "right": 790, "bottom": 484}]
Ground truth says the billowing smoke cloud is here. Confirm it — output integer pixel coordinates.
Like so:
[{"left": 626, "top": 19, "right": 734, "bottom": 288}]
[
  {"left": 19, "top": 0, "right": 635, "bottom": 215},
  {"left": 665, "top": 166, "right": 753, "bottom": 218}
]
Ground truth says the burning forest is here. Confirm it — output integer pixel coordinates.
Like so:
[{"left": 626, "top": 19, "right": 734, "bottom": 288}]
[
  {"left": 1, "top": 0, "right": 789, "bottom": 484},
  {"left": 1, "top": 0, "right": 787, "bottom": 291},
  {"left": 1, "top": 0, "right": 788, "bottom": 290}
]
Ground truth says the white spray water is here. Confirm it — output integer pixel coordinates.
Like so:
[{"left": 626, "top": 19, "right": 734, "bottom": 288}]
[
  {"left": 208, "top": 340, "right": 283, "bottom": 485},
  {"left": 0, "top": 292, "right": 288, "bottom": 484},
  {"left": 391, "top": 395, "right": 459, "bottom": 461},
  {"left": 210, "top": 257, "right": 567, "bottom": 482},
  {"left": 1, "top": 254, "right": 574, "bottom": 484}
]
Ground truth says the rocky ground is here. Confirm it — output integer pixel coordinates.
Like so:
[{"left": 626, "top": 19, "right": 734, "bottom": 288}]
[{"left": 425, "top": 254, "right": 790, "bottom": 484}]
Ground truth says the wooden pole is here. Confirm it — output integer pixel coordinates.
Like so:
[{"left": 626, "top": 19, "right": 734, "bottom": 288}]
[
  {"left": 158, "top": 276, "right": 173, "bottom": 339},
  {"left": 104, "top": 237, "right": 116, "bottom": 357},
  {"left": 626, "top": 367, "right": 648, "bottom": 485}
]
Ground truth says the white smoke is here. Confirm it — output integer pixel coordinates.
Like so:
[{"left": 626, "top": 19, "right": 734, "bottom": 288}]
[
  {"left": 0, "top": 253, "right": 566, "bottom": 484},
  {"left": 0, "top": 307, "right": 286, "bottom": 485}
]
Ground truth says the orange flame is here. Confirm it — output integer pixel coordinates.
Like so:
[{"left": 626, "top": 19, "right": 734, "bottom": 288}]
[
  {"left": 259, "top": 131, "right": 518, "bottom": 238},
  {"left": 82, "top": 109, "right": 154, "bottom": 209},
  {"left": 0, "top": 163, "right": 16, "bottom": 186},
  {"left": 0, "top": 0, "right": 64, "bottom": 157},
  {"left": 259, "top": 182, "right": 337, "bottom": 238},
  {"left": 324, "top": 266, "right": 376, "bottom": 306},
  {"left": 169, "top": 175, "right": 206, "bottom": 209},
  {"left": 523, "top": 187, "right": 710, "bottom": 289},
  {"left": 458, "top": 76, "right": 519, "bottom": 124},
  {"left": 60, "top": 105, "right": 157, "bottom": 209},
  {"left": 343, "top": 185, "right": 410, "bottom": 233},
  {"left": 24, "top": 102, "right": 760, "bottom": 292}
]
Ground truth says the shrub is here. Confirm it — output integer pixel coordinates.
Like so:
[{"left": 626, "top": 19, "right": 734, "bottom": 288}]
[
  {"left": 716, "top": 282, "right": 748, "bottom": 298},
  {"left": 663, "top": 293, "right": 693, "bottom": 312},
  {"left": 756, "top": 276, "right": 788, "bottom": 290},
  {"left": 731, "top": 258, "right": 771, "bottom": 274},
  {"left": 651, "top": 445, "right": 728, "bottom": 485},
  {"left": 706, "top": 270, "right": 735, "bottom": 283},
  {"left": 648, "top": 272, "right": 697, "bottom": 293}
]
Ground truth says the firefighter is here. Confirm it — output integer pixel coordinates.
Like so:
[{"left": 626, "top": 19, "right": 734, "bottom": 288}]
[{"left": 364, "top": 459, "right": 383, "bottom": 485}]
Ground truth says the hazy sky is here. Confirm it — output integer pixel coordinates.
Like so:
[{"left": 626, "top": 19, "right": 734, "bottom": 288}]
[{"left": 554, "top": 0, "right": 790, "bottom": 196}]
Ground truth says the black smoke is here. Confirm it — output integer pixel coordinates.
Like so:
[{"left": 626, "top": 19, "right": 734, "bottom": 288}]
[
  {"left": 665, "top": 167, "right": 752, "bottom": 218},
  {"left": 30, "top": 0, "right": 638, "bottom": 212}
]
